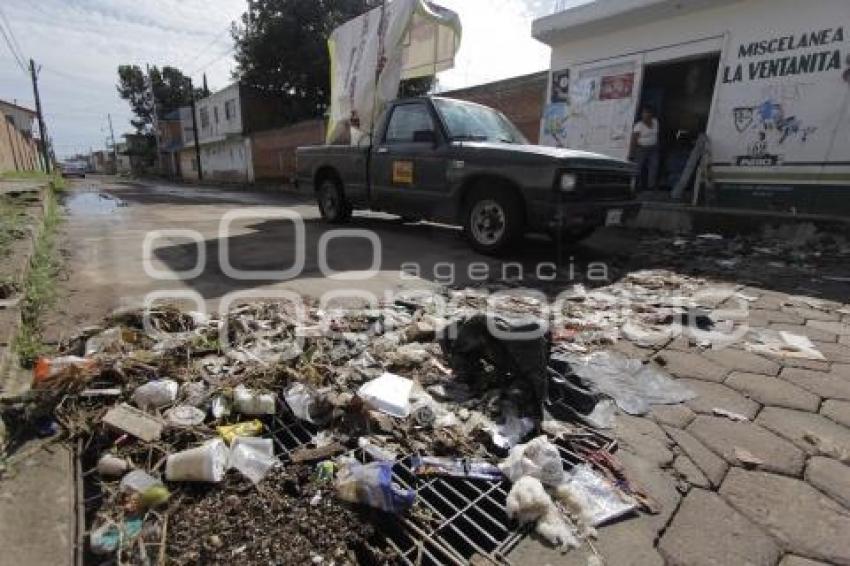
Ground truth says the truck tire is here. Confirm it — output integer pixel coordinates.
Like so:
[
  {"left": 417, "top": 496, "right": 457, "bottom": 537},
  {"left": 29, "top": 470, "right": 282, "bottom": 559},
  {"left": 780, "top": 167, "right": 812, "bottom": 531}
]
[
  {"left": 317, "top": 178, "right": 352, "bottom": 223},
  {"left": 464, "top": 185, "right": 524, "bottom": 255}
]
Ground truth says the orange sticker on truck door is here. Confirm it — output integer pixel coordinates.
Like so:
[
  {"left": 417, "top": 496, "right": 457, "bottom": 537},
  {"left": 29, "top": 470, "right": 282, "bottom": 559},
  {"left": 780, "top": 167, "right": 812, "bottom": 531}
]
[{"left": 392, "top": 161, "right": 414, "bottom": 185}]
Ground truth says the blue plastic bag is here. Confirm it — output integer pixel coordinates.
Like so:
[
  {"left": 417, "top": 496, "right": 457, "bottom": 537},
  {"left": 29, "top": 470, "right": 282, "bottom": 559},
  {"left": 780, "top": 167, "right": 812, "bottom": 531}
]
[{"left": 335, "top": 461, "right": 415, "bottom": 513}]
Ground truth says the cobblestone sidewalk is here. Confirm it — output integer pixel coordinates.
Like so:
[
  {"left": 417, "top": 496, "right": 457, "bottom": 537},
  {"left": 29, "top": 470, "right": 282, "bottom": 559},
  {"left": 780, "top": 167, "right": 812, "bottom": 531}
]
[{"left": 513, "top": 286, "right": 850, "bottom": 566}]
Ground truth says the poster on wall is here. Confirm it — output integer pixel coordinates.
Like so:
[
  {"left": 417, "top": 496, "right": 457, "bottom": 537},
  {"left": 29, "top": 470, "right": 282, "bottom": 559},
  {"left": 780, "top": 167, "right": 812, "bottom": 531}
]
[
  {"left": 600, "top": 73, "right": 635, "bottom": 100},
  {"left": 712, "top": 24, "right": 850, "bottom": 168},
  {"left": 541, "top": 102, "right": 570, "bottom": 147},
  {"left": 551, "top": 69, "right": 571, "bottom": 103}
]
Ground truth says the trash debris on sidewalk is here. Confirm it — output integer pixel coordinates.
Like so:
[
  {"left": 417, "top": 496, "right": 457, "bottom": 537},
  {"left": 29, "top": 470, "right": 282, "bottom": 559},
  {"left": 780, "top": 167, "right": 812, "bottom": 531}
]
[{"left": 745, "top": 329, "right": 826, "bottom": 360}]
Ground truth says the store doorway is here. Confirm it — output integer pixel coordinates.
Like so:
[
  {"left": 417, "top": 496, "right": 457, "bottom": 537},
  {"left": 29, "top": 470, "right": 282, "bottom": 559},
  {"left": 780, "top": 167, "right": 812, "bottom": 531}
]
[{"left": 636, "top": 53, "right": 720, "bottom": 194}]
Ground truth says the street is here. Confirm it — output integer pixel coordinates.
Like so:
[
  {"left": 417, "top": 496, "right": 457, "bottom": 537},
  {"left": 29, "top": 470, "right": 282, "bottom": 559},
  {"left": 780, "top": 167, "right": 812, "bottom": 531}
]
[{"left": 37, "top": 177, "right": 850, "bottom": 564}]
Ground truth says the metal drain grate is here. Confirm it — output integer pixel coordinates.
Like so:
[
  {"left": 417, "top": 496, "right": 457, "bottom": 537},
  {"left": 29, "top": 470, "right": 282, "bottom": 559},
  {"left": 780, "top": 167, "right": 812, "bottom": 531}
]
[{"left": 76, "top": 403, "right": 617, "bottom": 565}]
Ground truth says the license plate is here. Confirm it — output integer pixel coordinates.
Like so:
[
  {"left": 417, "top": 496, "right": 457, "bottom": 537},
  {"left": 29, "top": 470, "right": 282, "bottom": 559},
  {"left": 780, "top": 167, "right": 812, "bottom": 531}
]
[{"left": 605, "top": 209, "right": 623, "bottom": 226}]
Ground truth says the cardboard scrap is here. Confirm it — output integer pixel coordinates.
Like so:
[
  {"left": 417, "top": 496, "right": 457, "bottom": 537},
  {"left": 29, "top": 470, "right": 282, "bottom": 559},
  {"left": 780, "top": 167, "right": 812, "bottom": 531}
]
[
  {"left": 290, "top": 442, "right": 346, "bottom": 463},
  {"left": 102, "top": 403, "right": 164, "bottom": 442}
]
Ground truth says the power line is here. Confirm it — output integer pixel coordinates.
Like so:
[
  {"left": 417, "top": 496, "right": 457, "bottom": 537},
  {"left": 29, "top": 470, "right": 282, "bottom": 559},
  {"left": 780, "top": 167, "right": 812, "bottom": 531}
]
[
  {"left": 0, "top": 6, "right": 25, "bottom": 67},
  {"left": 0, "top": 9, "right": 27, "bottom": 75},
  {"left": 178, "top": 25, "right": 232, "bottom": 71},
  {"left": 187, "top": 45, "right": 235, "bottom": 78}
]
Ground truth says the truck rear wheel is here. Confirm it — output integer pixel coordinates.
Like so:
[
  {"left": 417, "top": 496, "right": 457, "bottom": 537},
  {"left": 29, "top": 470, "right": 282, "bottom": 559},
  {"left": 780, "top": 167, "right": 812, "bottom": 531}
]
[
  {"left": 464, "top": 186, "right": 523, "bottom": 255},
  {"left": 317, "top": 178, "right": 351, "bottom": 223}
]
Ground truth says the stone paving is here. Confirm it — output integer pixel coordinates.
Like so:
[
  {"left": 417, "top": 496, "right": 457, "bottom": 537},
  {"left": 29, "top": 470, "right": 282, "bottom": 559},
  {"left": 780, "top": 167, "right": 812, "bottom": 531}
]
[{"left": 513, "top": 287, "right": 850, "bottom": 566}]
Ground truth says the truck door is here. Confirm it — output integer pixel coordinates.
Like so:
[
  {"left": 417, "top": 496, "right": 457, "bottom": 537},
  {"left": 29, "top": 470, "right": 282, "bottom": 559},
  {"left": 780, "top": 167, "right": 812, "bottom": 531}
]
[{"left": 370, "top": 102, "right": 449, "bottom": 217}]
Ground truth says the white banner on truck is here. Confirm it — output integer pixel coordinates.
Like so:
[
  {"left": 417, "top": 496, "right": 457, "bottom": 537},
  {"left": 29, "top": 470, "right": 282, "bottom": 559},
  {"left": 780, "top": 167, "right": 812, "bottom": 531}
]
[{"left": 326, "top": 0, "right": 461, "bottom": 144}]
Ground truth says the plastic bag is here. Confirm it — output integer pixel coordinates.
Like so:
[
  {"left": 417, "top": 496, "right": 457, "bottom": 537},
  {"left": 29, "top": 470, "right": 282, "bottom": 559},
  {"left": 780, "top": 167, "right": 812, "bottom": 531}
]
[
  {"left": 499, "top": 436, "right": 565, "bottom": 486},
  {"left": 131, "top": 379, "right": 178, "bottom": 410},
  {"left": 284, "top": 382, "right": 331, "bottom": 424},
  {"left": 506, "top": 476, "right": 579, "bottom": 550},
  {"left": 335, "top": 461, "right": 415, "bottom": 513},
  {"left": 558, "top": 351, "right": 695, "bottom": 415},
  {"left": 229, "top": 437, "right": 278, "bottom": 485},
  {"left": 554, "top": 464, "right": 637, "bottom": 526}
]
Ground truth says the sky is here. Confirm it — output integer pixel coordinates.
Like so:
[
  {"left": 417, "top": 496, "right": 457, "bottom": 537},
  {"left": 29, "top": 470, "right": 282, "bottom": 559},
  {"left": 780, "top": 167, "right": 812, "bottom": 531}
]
[{"left": 0, "top": 0, "right": 577, "bottom": 158}]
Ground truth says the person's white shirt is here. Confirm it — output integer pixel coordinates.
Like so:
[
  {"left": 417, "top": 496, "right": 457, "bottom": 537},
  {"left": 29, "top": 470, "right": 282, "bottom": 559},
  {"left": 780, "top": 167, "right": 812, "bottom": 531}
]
[{"left": 633, "top": 118, "right": 659, "bottom": 148}]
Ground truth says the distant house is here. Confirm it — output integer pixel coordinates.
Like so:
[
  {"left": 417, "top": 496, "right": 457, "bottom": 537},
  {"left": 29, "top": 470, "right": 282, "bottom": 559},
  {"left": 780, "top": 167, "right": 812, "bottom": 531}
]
[
  {"left": 117, "top": 134, "right": 155, "bottom": 176},
  {"left": 180, "top": 83, "right": 291, "bottom": 183}
]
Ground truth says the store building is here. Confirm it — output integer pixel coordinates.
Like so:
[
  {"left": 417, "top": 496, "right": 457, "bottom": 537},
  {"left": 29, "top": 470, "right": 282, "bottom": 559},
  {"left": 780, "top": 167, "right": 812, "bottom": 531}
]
[{"left": 532, "top": 0, "right": 850, "bottom": 215}]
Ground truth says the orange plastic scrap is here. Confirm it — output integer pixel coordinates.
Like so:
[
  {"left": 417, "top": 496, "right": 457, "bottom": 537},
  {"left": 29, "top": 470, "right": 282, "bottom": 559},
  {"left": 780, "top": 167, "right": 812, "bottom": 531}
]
[{"left": 32, "top": 356, "right": 99, "bottom": 389}]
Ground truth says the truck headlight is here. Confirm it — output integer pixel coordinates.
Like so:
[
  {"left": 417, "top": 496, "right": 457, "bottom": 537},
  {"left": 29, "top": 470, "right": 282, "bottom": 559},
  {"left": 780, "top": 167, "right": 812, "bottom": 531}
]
[{"left": 560, "top": 173, "right": 577, "bottom": 192}]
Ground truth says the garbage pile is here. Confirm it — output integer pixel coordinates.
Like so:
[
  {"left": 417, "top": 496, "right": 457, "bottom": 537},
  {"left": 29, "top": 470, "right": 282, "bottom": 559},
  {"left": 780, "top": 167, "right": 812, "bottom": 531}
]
[{"left": 0, "top": 282, "right": 712, "bottom": 564}]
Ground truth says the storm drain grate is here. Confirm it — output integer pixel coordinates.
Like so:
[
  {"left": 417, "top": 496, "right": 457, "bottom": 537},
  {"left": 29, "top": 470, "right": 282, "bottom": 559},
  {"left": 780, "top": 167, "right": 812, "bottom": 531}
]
[{"left": 76, "top": 404, "right": 616, "bottom": 565}]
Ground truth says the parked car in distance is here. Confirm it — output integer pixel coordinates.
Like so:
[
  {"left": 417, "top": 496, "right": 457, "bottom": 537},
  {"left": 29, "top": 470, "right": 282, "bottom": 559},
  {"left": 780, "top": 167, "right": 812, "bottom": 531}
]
[
  {"left": 60, "top": 161, "right": 87, "bottom": 178},
  {"left": 296, "top": 96, "right": 638, "bottom": 254}
]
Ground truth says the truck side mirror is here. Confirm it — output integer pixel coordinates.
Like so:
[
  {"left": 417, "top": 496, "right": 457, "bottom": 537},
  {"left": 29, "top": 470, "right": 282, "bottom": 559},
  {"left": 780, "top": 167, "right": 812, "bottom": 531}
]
[{"left": 413, "top": 130, "right": 437, "bottom": 146}]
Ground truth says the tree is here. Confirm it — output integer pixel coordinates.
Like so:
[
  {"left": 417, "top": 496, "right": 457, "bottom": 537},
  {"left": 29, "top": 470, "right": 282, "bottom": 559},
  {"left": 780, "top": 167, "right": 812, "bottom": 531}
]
[
  {"left": 116, "top": 65, "right": 201, "bottom": 133},
  {"left": 231, "top": 0, "right": 386, "bottom": 123}
]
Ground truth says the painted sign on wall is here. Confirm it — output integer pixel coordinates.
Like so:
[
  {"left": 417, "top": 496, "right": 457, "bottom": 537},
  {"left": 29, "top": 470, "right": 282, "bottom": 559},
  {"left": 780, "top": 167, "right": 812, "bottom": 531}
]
[{"left": 713, "top": 25, "right": 850, "bottom": 167}]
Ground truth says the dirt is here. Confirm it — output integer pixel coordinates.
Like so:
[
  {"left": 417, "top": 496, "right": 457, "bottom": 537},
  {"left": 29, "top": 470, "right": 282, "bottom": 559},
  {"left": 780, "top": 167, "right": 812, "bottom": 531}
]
[{"left": 165, "top": 466, "right": 380, "bottom": 565}]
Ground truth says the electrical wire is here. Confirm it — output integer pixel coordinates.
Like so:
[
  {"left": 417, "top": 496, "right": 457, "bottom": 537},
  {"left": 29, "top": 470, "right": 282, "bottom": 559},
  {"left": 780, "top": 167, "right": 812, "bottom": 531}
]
[
  {"left": 0, "top": 8, "right": 27, "bottom": 75},
  {"left": 178, "top": 25, "right": 232, "bottom": 71},
  {"left": 186, "top": 45, "right": 235, "bottom": 78}
]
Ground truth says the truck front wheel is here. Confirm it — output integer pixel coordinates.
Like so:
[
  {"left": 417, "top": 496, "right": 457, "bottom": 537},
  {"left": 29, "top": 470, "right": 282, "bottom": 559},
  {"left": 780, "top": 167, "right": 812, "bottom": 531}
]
[
  {"left": 317, "top": 178, "right": 352, "bottom": 223},
  {"left": 464, "top": 186, "right": 523, "bottom": 255}
]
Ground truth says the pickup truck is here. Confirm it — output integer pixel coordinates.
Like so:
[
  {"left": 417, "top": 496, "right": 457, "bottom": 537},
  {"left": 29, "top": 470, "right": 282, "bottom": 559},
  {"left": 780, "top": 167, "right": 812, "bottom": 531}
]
[{"left": 295, "top": 96, "right": 638, "bottom": 254}]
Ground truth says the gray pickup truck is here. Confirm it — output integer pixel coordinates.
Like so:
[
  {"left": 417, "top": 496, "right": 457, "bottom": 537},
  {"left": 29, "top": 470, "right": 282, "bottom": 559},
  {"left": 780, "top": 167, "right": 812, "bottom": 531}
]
[{"left": 296, "top": 96, "right": 638, "bottom": 254}]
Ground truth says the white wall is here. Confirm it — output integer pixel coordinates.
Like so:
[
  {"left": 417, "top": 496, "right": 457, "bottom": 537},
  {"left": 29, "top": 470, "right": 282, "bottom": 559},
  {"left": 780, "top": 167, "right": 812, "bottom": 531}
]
[
  {"left": 200, "top": 137, "right": 254, "bottom": 183},
  {"left": 196, "top": 84, "right": 243, "bottom": 143},
  {"left": 539, "top": 0, "right": 850, "bottom": 185}
]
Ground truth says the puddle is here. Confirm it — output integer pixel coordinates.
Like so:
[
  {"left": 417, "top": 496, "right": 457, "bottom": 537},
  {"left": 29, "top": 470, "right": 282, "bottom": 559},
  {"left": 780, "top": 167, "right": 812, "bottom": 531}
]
[{"left": 63, "top": 191, "right": 128, "bottom": 216}]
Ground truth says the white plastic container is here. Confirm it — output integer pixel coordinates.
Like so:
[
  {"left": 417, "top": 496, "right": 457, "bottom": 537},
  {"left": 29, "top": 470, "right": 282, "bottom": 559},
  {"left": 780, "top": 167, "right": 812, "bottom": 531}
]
[
  {"left": 229, "top": 437, "right": 277, "bottom": 485},
  {"left": 233, "top": 385, "right": 275, "bottom": 415},
  {"left": 357, "top": 372, "right": 413, "bottom": 418},
  {"left": 132, "top": 379, "right": 178, "bottom": 410},
  {"left": 165, "top": 439, "right": 229, "bottom": 482}
]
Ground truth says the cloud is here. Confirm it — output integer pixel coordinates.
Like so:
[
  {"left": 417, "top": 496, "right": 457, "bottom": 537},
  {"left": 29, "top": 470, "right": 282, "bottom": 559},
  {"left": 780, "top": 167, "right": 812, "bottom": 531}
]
[{"left": 0, "top": 0, "right": 559, "bottom": 157}]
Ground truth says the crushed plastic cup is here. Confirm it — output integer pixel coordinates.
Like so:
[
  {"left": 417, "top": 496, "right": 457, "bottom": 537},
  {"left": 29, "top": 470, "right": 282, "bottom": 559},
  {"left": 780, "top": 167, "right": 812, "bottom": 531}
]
[
  {"left": 131, "top": 379, "right": 178, "bottom": 410},
  {"left": 233, "top": 384, "right": 276, "bottom": 415},
  {"left": 165, "top": 439, "right": 229, "bottom": 482},
  {"left": 229, "top": 437, "right": 278, "bottom": 484},
  {"left": 164, "top": 405, "right": 206, "bottom": 427},
  {"left": 357, "top": 372, "right": 413, "bottom": 418},
  {"left": 120, "top": 469, "right": 163, "bottom": 493},
  {"left": 96, "top": 454, "right": 132, "bottom": 477}
]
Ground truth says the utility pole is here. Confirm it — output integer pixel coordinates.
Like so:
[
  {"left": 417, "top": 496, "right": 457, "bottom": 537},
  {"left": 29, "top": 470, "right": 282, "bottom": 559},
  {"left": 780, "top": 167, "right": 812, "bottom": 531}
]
[
  {"left": 29, "top": 58, "right": 51, "bottom": 173},
  {"left": 108, "top": 113, "right": 118, "bottom": 174},
  {"left": 188, "top": 78, "right": 203, "bottom": 180}
]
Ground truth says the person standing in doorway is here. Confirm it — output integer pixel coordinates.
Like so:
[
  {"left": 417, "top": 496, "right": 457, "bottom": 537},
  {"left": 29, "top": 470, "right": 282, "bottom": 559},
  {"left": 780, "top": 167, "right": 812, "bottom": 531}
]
[{"left": 631, "top": 106, "right": 660, "bottom": 191}]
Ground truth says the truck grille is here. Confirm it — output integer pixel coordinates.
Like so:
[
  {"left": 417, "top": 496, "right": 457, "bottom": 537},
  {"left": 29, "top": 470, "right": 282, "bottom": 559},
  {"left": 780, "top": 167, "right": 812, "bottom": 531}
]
[{"left": 577, "top": 170, "right": 633, "bottom": 200}]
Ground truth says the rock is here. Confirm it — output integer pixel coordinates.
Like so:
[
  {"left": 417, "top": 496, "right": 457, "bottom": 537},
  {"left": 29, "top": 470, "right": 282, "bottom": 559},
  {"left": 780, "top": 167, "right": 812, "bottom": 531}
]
[
  {"left": 677, "top": 379, "right": 760, "bottom": 419},
  {"left": 720, "top": 469, "right": 850, "bottom": 564},
  {"left": 805, "top": 457, "right": 850, "bottom": 508},
  {"left": 658, "top": 489, "right": 781, "bottom": 566},
  {"left": 687, "top": 416, "right": 805, "bottom": 476},
  {"left": 821, "top": 399, "right": 850, "bottom": 428},
  {"left": 701, "top": 347, "right": 781, "bottom": 376},
  {"left": 779, "top": 368, "right": 850, "bottom": 401},
  {"left": 664, "top": 426, "right": 728, "bottom": 487},
  {"left": 614, "top": 415, "right": 674, "bottom": 467},
  {"left": 650, "top": 404, "right": 696, "bottom": 429},
  {"left": 756, "top": 407, "right": 850, "bottom": 459},
  {"left": 653, "top": 350, "right": 728, "bottom": 382},
  {"left": 725, "top": 371, "right": 820, "bottom": 412},
  {"left": 673, "top": 455, "right": 709, "bottom": 488}
]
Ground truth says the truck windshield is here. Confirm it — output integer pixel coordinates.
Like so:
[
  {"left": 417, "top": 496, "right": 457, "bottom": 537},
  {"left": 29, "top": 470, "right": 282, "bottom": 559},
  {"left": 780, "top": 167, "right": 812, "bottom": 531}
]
[{"left": 433, "top": 98, "right": 528, "bottom": 144}]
